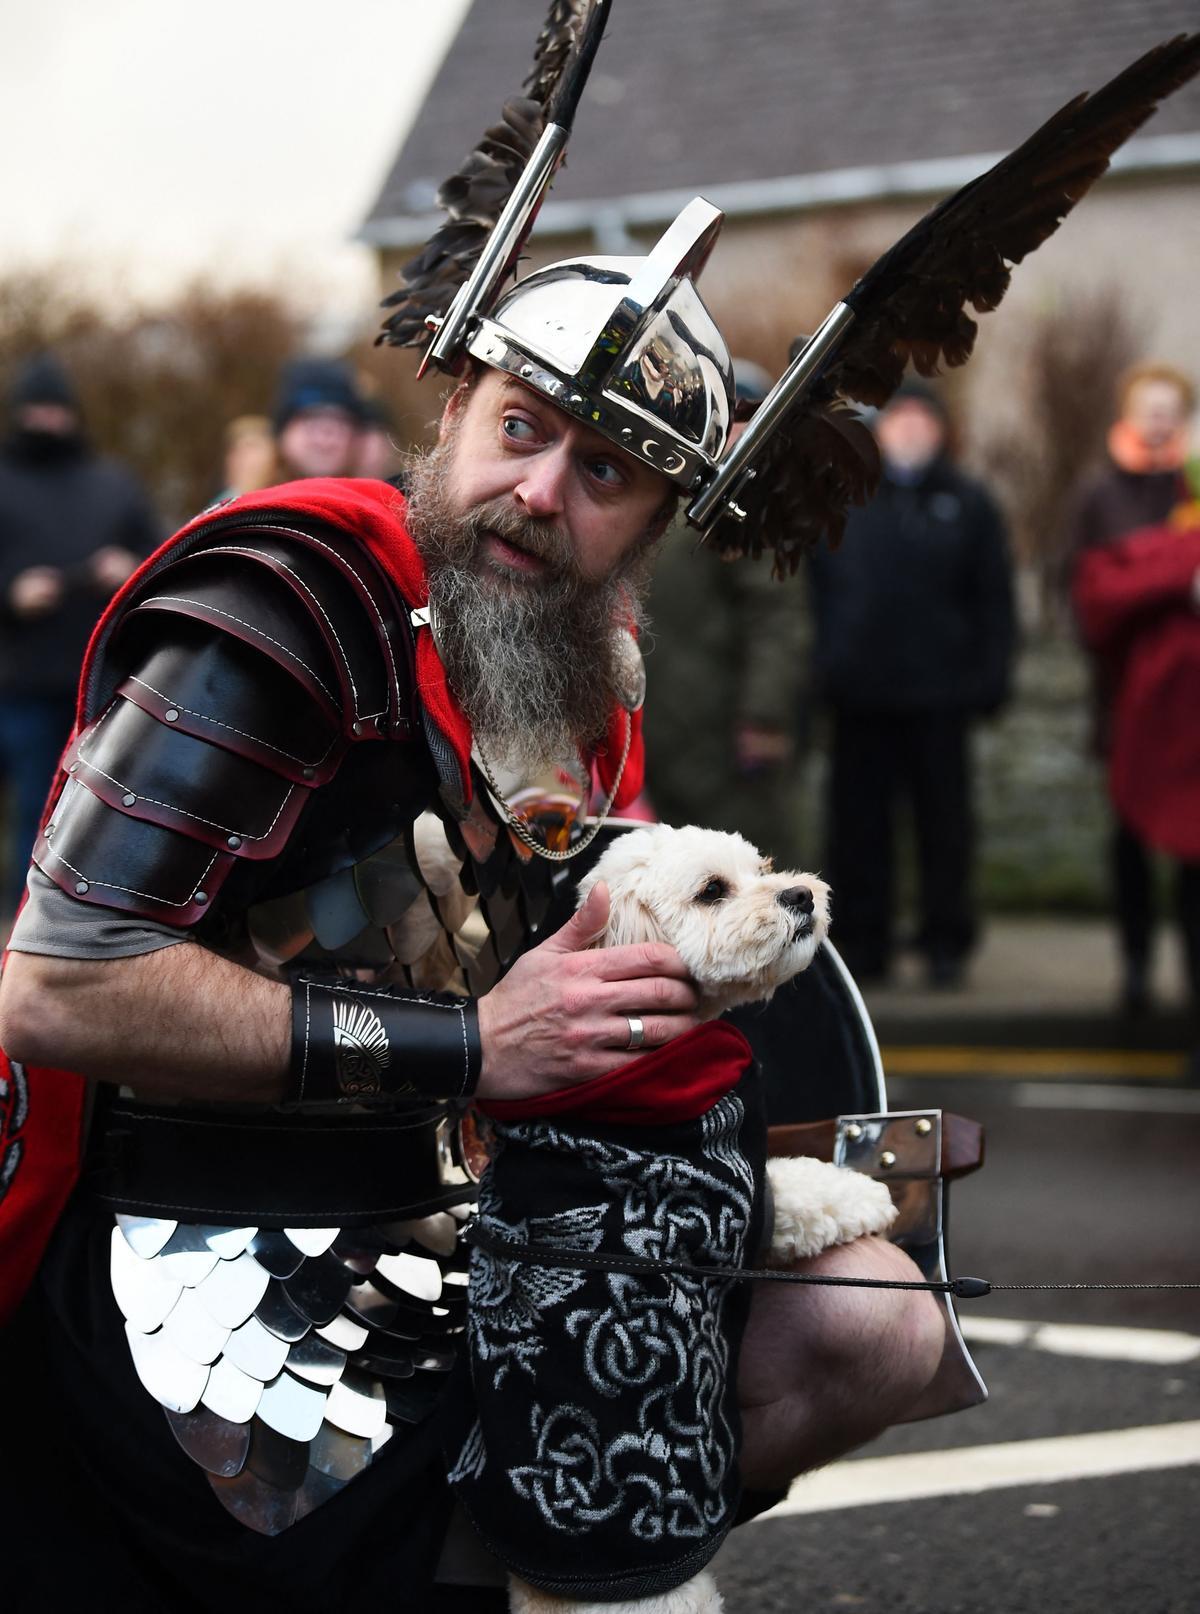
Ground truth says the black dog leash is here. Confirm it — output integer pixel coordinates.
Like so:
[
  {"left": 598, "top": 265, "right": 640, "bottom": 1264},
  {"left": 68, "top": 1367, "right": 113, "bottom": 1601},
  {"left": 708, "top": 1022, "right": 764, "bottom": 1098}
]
[{"left": 460, "top": 1221, "right": 1200, "bottom": 1299}]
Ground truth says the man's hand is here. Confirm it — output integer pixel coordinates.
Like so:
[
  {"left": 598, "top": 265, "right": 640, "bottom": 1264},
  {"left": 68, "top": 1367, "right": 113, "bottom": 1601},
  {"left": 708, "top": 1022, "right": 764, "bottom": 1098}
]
[
  {"left": 88, "top": 545, "right": 140, "bottom": 594},
  {"left": 9, "top": 565, "right": 64, "bottom": 617},
  {"left": 475, "top": 882, "right": 700, "bottom": 1101}
]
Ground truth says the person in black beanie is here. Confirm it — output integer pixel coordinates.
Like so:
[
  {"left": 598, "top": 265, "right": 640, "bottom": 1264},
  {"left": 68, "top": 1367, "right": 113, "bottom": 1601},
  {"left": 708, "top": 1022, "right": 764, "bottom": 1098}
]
[
  {"left": 0, "top": 352, "right": 160, "bottom": 919},
  {"left": 272, "top": 355, "right": 368, "bottom": 481},
  {"left": 810, "top": 379, "right": 1015, "bottom": 988}
]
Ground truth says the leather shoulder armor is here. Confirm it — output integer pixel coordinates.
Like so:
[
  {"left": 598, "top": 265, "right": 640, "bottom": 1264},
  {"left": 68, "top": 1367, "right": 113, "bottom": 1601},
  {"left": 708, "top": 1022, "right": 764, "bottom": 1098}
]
[{"left": 36, "top": 516, "right": 414, "bottom": 927}]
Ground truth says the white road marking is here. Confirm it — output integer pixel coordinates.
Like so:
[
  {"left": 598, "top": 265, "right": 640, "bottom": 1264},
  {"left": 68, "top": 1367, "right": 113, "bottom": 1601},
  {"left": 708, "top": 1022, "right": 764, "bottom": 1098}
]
[
  {"left": 1012, "top": 1081, "right": 1200, "bottom": 1113},
  {"left": 960, "top": 1315, "right": 1200, "bottom": 1365},
  {"left": 754, "top": 1421, "right": 1200, "bottom": 1519}
]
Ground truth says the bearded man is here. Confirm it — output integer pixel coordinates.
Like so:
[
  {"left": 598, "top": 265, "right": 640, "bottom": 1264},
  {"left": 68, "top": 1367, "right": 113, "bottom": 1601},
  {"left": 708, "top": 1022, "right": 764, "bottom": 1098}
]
[
  {"left": 4, "top": 6, "right": 1196, "bottom": 1600},
  {"left": 0, "top": 350, "right": 944, "bottom": 1611}
]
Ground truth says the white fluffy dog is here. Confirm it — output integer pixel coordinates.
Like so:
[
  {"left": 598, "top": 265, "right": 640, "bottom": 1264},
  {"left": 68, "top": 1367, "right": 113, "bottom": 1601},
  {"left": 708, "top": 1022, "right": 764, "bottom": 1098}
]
[{"left": 509, "top": 825, "right": 896, "bottom": 1614}]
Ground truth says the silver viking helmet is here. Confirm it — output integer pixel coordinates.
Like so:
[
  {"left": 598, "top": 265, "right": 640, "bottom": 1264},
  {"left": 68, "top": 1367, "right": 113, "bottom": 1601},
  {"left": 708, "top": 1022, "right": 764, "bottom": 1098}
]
[
  {"left": 467, "top": 200, "right": 733, "bottom": 490},
  {"left": 379, "top": 3, "right": 1200, "bottom": 572}
]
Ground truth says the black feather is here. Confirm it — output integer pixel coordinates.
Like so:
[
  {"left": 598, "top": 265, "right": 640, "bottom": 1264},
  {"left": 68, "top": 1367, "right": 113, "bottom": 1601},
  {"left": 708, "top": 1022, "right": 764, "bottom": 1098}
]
[
  {"left": 378, "top": 2, "right": 597, "bottom": 351},
  {"left": 720, "top": 32, "right": 1200, "bottom": 567}
]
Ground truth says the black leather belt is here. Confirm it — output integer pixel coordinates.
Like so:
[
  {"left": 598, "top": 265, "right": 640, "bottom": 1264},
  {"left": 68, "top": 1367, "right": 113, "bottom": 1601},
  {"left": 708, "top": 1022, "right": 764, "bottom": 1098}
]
[{"left": 87, "top": 1098, "right": 476, "bottom": 1226}]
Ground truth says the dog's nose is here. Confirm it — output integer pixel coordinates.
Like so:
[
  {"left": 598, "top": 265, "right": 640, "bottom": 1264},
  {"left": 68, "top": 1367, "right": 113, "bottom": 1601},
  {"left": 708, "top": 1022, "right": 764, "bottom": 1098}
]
[{"left": 777, "top": 885, "right": 814, "bottom": 914}]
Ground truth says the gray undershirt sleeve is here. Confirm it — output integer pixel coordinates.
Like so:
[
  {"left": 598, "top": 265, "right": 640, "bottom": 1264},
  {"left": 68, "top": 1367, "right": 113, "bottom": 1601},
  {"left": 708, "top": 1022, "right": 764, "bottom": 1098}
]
[{"left": 8, "top": 865, "right": 190, "bottom": 960}]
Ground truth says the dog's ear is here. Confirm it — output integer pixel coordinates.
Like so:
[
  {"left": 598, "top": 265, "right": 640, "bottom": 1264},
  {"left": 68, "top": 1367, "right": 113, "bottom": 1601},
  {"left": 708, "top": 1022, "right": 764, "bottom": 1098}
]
[{"left": 603, "top": 877, "right": 660, "bottom": 949}]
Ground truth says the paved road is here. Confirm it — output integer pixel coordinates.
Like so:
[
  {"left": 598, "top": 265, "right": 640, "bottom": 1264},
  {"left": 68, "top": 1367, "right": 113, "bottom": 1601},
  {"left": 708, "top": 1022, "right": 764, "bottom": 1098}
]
[{"left": 712, "top": 1076, "right": 1200, "bottom": 1613}]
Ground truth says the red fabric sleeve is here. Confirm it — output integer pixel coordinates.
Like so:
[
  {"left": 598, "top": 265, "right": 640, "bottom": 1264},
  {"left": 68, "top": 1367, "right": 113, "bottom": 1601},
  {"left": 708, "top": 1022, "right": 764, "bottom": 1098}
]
[{"left": 1072, "top": 525, "right": 1200, "bottom": 655}]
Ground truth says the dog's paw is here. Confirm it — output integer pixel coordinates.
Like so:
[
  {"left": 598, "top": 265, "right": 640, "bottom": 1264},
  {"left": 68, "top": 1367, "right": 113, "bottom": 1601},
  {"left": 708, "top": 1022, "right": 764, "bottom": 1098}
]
[
  {"left": 764, "top": 1155, "right": 897, "bottom": 1263},
  {"left": 510, "top": 1571, "right": 723, "bottom": 1613}
]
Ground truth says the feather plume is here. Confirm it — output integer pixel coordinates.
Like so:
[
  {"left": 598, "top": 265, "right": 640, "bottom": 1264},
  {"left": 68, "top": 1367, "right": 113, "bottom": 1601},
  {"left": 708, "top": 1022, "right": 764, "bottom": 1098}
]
[
  {"left": 707, "top": 33, "right": 1200, "bottom": 566},
  {"left": 378, "top": 2, "right": 596, "bottom": 350}
]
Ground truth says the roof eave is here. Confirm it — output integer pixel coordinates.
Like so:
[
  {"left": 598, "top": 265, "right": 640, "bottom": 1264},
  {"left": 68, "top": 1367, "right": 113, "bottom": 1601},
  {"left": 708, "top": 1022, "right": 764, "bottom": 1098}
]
[{"left": 359, "top": 130, "right": 1200, "bottom": 250}]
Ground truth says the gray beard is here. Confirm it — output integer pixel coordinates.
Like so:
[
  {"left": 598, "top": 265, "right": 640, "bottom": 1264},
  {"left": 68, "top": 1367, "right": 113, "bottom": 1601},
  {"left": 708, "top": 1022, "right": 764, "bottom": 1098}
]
[{"left": 404, "top": 439, "right": 652, "bottom": 772}]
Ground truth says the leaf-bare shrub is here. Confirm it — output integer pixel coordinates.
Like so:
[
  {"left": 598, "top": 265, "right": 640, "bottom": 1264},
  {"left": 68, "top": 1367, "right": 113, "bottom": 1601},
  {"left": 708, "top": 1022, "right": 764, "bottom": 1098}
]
[{"left": 0, "top": 269, "right": 306, "bottom": 527}]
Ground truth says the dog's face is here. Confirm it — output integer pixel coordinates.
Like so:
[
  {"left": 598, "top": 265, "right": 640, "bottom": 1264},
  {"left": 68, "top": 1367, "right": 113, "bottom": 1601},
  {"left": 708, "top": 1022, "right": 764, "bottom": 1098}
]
[{"left": 577, "top": 824, "right": 831, "bottom": 1019}]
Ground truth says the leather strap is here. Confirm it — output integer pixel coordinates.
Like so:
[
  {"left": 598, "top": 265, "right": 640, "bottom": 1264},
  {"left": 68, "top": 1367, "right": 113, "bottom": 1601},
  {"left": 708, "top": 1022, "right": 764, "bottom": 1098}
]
[
  {"left": 89, "top": 1098, "right": 471, "bottom": 1225},
  {"left": 288, "top": 976, "right": 482, "bottom": 1107},
  {"left": 767, "top": 1111, "right": 984, "bottom": 1180}
]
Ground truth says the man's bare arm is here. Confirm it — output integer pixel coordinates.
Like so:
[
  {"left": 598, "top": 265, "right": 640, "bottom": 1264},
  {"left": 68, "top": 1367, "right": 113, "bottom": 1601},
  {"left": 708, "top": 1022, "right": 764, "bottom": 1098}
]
[
  {"left": 0, "top": 944, "right": 290, "bottom": 1103},
  {"left": 0, "top": 885, "right": 701, "bottom": 1105}
]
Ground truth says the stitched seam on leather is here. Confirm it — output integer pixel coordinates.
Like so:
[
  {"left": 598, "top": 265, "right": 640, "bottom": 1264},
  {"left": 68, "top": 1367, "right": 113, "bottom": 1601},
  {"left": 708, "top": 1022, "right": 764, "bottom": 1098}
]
[
  {"left": 76, "top": 707, "right": 296, "bottom": 842},
  {"left": 228, "top": 525, "right": 403, "bottom": 706},
  {"left": 141, "top": 594, "right": 337, "bottom": 705},
  {"left": 127, "top": 674, "right": 338, "bottom": 770},
  {"left": 44, "top": 842, "right": 220, "bottom": 907},
  {"left": 300, "top": 980, "right": 312, "bottom": 1104},
  {"left": 204, "top": 545, "right": 372, "bottom": 716}
]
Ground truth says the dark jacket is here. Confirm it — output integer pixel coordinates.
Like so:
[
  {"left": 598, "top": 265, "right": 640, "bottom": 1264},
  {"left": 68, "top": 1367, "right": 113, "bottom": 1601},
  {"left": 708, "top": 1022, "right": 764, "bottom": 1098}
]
[
  {"left": 0, "top": 431, "right": 160, "bottom": 697},
  {"left": 810, "top": 457, "right": 1014, "bottom": 714}
]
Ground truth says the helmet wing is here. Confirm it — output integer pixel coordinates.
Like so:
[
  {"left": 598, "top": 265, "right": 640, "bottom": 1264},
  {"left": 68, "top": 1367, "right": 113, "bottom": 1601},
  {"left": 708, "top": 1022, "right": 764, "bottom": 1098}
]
[{"left": 378, "top": 1, "right": 609, "bottom": 355}]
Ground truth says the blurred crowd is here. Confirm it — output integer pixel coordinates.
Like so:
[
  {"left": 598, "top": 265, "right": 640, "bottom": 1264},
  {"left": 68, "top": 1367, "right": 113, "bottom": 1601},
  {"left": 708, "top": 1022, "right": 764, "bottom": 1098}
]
[{"left": 1, "top": 343, "right": 1198, "bottom": 1067}]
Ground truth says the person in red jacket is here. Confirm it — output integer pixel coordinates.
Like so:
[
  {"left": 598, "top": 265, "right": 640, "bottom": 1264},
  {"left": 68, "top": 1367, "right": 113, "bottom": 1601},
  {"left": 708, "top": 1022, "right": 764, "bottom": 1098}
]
[{"left": 1070, "top": 361, "right": 1200, "bottom": 1060}]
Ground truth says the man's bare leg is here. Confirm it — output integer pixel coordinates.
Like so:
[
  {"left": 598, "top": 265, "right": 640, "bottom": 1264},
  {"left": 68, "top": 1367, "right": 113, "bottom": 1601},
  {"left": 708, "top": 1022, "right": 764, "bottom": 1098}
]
[{"left": 737, "top": 1235, "right": 945, "bottom": 1492}]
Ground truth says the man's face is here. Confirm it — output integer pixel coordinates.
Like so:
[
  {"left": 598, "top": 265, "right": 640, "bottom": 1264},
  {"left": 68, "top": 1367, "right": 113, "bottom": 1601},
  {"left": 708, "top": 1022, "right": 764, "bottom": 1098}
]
[
  {"left": 876, "top": 397, "right": 946, "bottom": 474},
  {"left": 403, "top": 368, "right": 673, "bottom": 770},
  {"left": 277, "top": 407, "right": 361, "bottom": 479},
  {"left": 435, "top": 369, "right": 672, "bottom": 584},
  {"left": 1123, "top": 379, "right": 1190, "bottom": 451}
]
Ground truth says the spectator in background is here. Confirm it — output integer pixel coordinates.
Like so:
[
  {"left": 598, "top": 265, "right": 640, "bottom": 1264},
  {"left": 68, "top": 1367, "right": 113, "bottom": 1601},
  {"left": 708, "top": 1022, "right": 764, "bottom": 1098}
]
[
  {"left": 641, "top": 360, "right": 810, "bottom": 868},
  {"left": 356, "top": 394, "right": 401, "bottom": 481},
  {"left": 1069, "top": 362, "right": 1200, "bottom": 1029},
  {"left": 272, "top": 356, "right": 366, "bottom": 480},
  {"left": 0, "top": 352, "right": 159, "bottom": 916},
  {"left": 810, "top": 379, "right": 1015, "bottom": 987},
  {"left": 221, "top": 413, "right": 277, "bottom": 497}
]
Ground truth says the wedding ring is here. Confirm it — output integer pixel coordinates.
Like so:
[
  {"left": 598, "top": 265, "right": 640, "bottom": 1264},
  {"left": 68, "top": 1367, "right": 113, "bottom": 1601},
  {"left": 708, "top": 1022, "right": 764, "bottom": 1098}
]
[{"left": 625, "top": 1016, "right": 645, "bottom": 1051}]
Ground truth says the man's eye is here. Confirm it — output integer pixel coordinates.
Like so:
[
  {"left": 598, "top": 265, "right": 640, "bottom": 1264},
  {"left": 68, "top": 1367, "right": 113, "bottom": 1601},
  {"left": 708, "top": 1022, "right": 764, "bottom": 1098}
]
[
  {"left": 588, "top": 458, "right": 625, "bottom": 487},
  {"left": 501, "top": 416, "right": 537, "bottom": 442},
  {"left": 696, "top": 877, "right": 730, "bottom": 904}
]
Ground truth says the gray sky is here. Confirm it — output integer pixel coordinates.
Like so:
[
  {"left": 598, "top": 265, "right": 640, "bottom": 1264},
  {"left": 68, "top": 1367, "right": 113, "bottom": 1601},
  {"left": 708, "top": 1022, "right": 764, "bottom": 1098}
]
[{"left": 0, "top": 0, "right": 471, "bottom": 321}]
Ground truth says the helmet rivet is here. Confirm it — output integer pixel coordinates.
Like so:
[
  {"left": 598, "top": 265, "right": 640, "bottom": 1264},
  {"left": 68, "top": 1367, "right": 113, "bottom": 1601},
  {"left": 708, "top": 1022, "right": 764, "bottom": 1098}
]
[
  {"left": 302, "top": 766, "right": 316, "bottom": 781},
  {"left": 844, "top": 1122, "right": 863, "bottom": 1141},
  {"left": 621, "top": 428, "right": 634, "bottom": 441},
  {"left": 227, "top": 835, "right": 242, "bottom": 850},
  {"left": 75, "top": 880, "right": 89, "bottom": 896},
  {"left": 193, "top": 890, "right": 208, "bottom": 905},
  {"left": 879, "top": 1150, "right": 897, "bottom": 1169},
  {"left": 164, "top": 708, "right": 180, "bottom": 723},
  {"left": 520, "top": 364, "right": 534, "bottom": 379},
  {"left": 569, "top": 393, "right": 584, "bottom": 406},
  {"left": 122, "top": 793, "right": 136, "bottom": 808},
  {"left": 915, "top": 1117, "right": 933, "bottom": 1136}
]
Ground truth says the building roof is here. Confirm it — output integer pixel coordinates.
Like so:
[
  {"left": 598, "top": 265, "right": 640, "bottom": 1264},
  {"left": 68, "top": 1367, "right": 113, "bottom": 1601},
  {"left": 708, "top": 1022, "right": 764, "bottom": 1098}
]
[{"left": 362, "top": 0, "right": 1200, "bottom": 247}]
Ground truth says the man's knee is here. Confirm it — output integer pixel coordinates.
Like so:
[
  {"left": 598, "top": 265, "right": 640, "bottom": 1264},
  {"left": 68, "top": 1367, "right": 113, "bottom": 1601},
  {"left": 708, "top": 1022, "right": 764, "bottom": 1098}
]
[{"left": 737, "top": 1235, "right": 945, "bottom": 1490}]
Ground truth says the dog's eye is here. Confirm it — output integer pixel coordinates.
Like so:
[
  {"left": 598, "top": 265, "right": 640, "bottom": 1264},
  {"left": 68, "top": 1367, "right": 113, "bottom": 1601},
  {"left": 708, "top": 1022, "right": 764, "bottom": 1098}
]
[{"left": 695, "top": 877, "right": 730, "bottom": 904}]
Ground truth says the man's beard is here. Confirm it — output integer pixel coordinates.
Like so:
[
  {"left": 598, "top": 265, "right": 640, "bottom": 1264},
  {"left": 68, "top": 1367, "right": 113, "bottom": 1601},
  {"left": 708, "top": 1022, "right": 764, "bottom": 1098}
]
[{"left": 404, "top": 435, "right": 654, "bottom": 772}]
